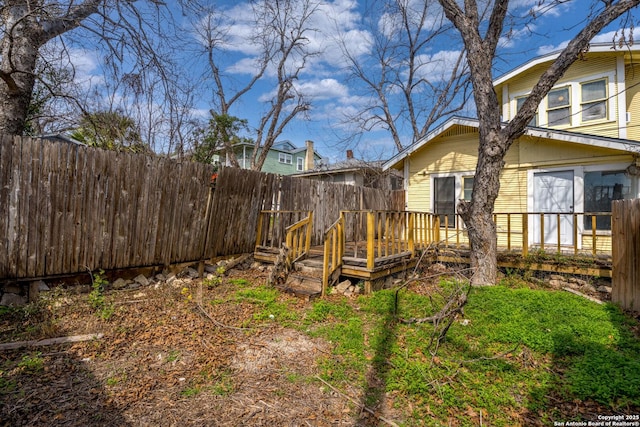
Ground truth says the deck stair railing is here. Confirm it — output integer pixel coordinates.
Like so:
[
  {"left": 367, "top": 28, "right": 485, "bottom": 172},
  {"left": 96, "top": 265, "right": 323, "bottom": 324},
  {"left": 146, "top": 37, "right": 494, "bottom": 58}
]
[
  {"left": 322, "top": 214, "right": 345, "bottom": 295},
  {"left": 285, "top": 212, "right": 314, "bottom": 263},
  {"left": 254, "top": 210, "right": 313, "bottom": 263}
]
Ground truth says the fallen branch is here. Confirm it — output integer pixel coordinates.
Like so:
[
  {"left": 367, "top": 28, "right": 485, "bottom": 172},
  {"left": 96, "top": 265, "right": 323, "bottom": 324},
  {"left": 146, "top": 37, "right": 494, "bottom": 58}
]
[
  {"left": 221, "top": 253, "right": 252, "bottom": 273},
  {"left": 314, "top": 375, "right": 400, "bottom": 427},
  {"left": 399, "top": 291, "right": 468, "bottom": 325},
  {"left": 0, "top": 333, "right": 104, "bottom": 351},
  {"left": 562, "top": 287, "right": 603, "bottom": 304}
]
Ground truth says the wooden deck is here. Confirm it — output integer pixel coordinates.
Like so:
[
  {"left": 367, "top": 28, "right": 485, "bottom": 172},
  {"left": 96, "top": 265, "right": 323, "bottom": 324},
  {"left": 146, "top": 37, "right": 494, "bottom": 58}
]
[{"left": 254, "top": 210, "right": 614, "bottom": 298}]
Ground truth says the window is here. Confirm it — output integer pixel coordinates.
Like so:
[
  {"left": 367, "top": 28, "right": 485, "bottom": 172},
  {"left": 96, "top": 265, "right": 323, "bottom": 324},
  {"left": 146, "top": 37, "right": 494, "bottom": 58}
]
[
  {"left": 278, "top": 153, "right": 292, "bottom": 164},
  {"left": 462, "top": 177, "right": 474, "bottom": 201},
  {"left": 296, "top": 157, "right": 304, "bottom": 171},
  {"left": 434, "top": 176, "right": 456, "bottom": 227},
  {"left": 584, "top": 170, "right": 630, "bottom": 230},
  {"left": 581, "top": 79, "right": 607, "bottom": 122},
  {"left": 516, "top": 96, "right": 538, "bottom": 126},
  {"left": 547, "top": 86, "right": 571, "bottom": 126}
]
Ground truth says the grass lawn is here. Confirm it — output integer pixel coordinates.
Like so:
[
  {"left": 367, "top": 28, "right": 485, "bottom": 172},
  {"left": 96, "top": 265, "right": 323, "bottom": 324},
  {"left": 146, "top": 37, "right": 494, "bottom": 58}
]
[
  {"left": 1, "top": 269, "right": 638, "bottom": 426},
  {"left": 299, "top": 278, "right": 640, "bottom": 426}
]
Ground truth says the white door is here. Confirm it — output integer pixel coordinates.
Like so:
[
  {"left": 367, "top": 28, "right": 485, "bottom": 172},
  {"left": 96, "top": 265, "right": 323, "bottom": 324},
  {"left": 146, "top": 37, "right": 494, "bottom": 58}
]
[{"left": 533, "top": 171, "right": 574, "bottom": 246}]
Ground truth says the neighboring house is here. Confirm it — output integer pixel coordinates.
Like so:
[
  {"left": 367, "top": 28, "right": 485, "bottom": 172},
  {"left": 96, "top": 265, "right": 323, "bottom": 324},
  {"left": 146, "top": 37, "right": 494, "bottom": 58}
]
[
  {"left": 383, "top": 43, "right": 640, "bottom": 251},
  {"left": 218, "top": 140, "right": 325, "bottom": 175},
  {"left": 292, "top": 149, "right": 403, "bottom": 191}
]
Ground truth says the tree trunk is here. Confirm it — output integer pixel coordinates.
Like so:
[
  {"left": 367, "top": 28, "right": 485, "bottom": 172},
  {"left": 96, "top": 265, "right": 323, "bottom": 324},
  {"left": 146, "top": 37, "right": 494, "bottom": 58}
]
[
  {"left": 0, "top": 4, "right": 40, "bottom": 135},
  {"left": 458, "top": 130, "right": 507, "bottom": 285}
]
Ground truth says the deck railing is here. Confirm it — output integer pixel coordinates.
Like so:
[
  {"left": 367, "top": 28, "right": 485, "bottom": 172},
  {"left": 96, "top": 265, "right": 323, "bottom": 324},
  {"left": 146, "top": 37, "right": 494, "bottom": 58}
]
[
  {"left": 285, "top": 212, "right": 314, "bottom": 263},
  {"left": 322, "top": 214, "right": 345, "bottom": 295},
  {"left": 255, "top": 210, "right": 312, "bottom": 250},
  {"left": 431, "top": 211, "right": 613, "bottom": 258}
]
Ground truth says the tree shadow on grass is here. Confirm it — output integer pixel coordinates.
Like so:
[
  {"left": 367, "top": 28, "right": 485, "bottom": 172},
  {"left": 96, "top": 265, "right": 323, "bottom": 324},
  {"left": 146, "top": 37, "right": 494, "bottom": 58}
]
[
  {"left": 0, "top": 305, "right": 129, "bottom": 426},
  {"left": 355, "top": 290, "right": 399, "bottom": 427},
  {"left": 524, "top": 303, "right": 640, "bottom": 425}
]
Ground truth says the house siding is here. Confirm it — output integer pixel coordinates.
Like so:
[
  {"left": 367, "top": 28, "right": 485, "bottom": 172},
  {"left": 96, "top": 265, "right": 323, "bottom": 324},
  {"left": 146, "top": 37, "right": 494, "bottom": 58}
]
[
  {"left": 501, "top": 55, "right": 622, "bottom": 138},
  {"left": 403, "top": 127, "right": 635, "bottom": 253},
  {"left": 626, "top": 63, "right": 640, "bottom": 141}
]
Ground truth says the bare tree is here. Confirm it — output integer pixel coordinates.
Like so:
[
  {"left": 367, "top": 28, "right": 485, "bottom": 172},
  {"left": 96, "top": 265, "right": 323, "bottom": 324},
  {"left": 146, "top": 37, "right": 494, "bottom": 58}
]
[
  {"left": 437, "top": 0, "right": 640, "bottom": 285},
  {"left": 340, "top": 0, "right": 472, "bottom": 152},
  {"left": 0, "top": 0, "right": 105, "bottom": 135},
  {"left": 0, "top": 0, "right": 196, "bottom": 155},
  {"left": 193, "top": 0, "right": 320, "bottom": 171}
]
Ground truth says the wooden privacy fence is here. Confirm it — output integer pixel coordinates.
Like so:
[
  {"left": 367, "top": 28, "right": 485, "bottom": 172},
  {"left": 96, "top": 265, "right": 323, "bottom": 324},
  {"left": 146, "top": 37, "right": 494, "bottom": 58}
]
[
  {"left": 612, "top": 199, "right": 640, "bottom": 312},
  {"left": 0, "top": 136, "right": 402, "bottom": 281},
  {"left": 0, "top": 135, "right": 216, "bottom": 280}
]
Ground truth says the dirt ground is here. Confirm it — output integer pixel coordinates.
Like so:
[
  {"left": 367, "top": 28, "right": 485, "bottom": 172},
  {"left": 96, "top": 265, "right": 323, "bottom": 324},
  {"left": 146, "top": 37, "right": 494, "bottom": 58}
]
[{"left": 0, "top": 264, "right": 401, "bottom": 427}]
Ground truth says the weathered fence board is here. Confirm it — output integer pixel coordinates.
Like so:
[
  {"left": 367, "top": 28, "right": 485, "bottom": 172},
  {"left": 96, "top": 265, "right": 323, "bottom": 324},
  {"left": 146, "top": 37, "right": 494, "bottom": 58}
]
[
  {"left": 0, "top": 136, "right": 400, "bottom": 281},
  {"left": 0, "top": 137, "right": 216, "bottom": 280},
  {"left": 612, "top": 199, "right": 640, "bottom": 312}
]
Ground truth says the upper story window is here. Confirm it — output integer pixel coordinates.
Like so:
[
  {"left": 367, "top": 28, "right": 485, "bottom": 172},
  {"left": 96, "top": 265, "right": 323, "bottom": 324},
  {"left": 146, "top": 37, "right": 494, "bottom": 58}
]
[
  {"left": 581, "top": 78, "right": 607, "bottom": 122},
  {"left": 516, "top": 96, "right": 538, "bottom": 126},
  {"left": 279, "top": 153, "right": 292, "bottom": 164},
  {"left": 296, "top": 157, "right": 304, "bottom": 171},
  {"left": 547, "top": 86, "right": 571, "bottom": 126}
]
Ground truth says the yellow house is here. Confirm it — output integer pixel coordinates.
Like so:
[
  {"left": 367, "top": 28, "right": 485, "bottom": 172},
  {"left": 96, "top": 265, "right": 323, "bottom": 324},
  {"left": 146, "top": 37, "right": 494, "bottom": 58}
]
[{"left": 383, "top": 44, "right": 640, "bottom": 256}]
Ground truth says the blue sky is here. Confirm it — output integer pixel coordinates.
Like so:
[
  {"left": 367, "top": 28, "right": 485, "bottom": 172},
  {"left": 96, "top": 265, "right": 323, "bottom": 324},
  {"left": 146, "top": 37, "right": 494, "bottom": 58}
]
[{"left": 67, "top": 0, "right": 640, "bottom": 162}]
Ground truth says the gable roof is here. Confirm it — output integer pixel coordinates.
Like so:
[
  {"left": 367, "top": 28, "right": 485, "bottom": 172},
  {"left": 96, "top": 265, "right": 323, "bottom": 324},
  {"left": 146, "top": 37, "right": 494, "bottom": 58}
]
[
  {"left": 493, "top": 43, "right": 635, "bottom": 86},
  {"left": 382, "top": 116, "right": 640, "bottom": 170}
]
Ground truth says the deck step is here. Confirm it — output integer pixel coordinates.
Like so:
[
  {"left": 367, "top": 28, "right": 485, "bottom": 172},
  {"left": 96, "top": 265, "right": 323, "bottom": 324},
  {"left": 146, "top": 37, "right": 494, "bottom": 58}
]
[
  {"left": 277, "top": 273, "right": 322, "bottom": 301},
  {"left": 293, "top": 258, "right": 323, "bottom": 276}
]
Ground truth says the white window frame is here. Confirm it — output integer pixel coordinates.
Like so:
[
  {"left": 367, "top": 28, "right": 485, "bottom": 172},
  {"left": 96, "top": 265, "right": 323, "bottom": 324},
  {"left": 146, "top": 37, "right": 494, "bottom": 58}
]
[
  {"left": 510, "top": 71, "right": 616, "bottom": 128},
  {"left": 580, "top": 77, "right": 608, "bottom": 123},
  {"left": 546, "top": 85, "right": 572, "bottom": 127},
  {"left": 279, "top": 153, "right": 292, "bottom": 164},
  {"left": 296, "top": 157, "right": 304, "bottom": 171},
  {"left": 430, "top": 172, "right": 475, "bottom": 227}
]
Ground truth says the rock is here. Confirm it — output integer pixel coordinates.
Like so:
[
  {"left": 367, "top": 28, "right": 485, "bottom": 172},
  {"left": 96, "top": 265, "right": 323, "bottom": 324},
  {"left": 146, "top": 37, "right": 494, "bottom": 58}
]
[
  {"left": 0, "top": 293, "right": 27, "bottom": 307},
  {"left": 569, "top": 277, "right": 588, "bottom": 287},
  {"left": 133, "top": 274, "right": 149, "bottom": 287},
  {"left": 155, "top": 273, "right": 166, "bottom": 282},
  {"left": 127, "top": 282, "right": 141, "bottom": 290},
  {"left": 165, "top": 275, "right": 176, "bottom": 286},
  {"left": 205, "top": 273, "right": 216, "bottom": 281},
  {"left": 34, "top": 280, "right": 49, "bottom": 292},
  {"left": 250, "top": 262, "right": 262, "bottom": 270},
  {"left": 548, "top": 279, "right": 564, "bottom": 289},
  {"left": 112, "top": 278, "right": 130, "bottom": 290},
  {"left": 336, "top": 280, "right": 352, "bottom": 293},
  {"left": 597, "top": 285, "right": 612, "bottom": 294},
  {"left": 343, "top": 285, "right": 354, "bottom": 297},
  {"left": 352, "top": 285, "right": 361, "bottom": 295},
  {"left": 185, "top": 268, "right": 200, "bottom": 278},
  {"left": 581, "top": 283, "right": 597, "bottom": 294},
  {"left": 549, "top": 274, "right": 565, "bottom": 282},
  {"left": 204, "top": 264, "right": 218, "bottom": 274}
]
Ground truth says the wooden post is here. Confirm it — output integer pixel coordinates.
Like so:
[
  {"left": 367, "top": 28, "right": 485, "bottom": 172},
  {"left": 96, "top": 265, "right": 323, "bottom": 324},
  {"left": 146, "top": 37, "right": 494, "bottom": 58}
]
[
  {"left": 556, "top": 213, "right": 561, "bottom": 254},
  {"left": 540, "top": 214, "right": 545, "bottom": 252},
  {"left": 522, "top": 213, "right": 529, "bottom": 257},
  {"left": 367, "top": 211, "right": 375, "bottom": 271},
  {"left": 322, "top": 231, "right": 330, "bottom": 296},
  {"left": 592, "top": 215, "right": 597, "bottom": 256},
  {"left": 408, "top": 212, "right": 415, "bottom": 257},
  {"left": 305, "top": 211, "right": 313, "bottom": 255}
]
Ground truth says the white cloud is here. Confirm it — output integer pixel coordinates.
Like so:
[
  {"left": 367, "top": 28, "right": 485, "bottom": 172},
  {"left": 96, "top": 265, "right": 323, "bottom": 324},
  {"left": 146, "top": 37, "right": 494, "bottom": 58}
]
[{"left": 411, "top": 50, "right": 466, "bottom": 83}]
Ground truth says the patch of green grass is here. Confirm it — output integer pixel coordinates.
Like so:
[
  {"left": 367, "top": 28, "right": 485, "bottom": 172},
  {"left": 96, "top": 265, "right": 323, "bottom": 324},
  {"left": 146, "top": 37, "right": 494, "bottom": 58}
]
[
  {"left": 17, "top": 352, "right": 44, "bottom": 374},
  {"left": 166, "top": 350, "right": 181, "bottom": 363},
  {"left": 234, "top": 286, "right": 298, "bottom": 324},
  {"left": 302, "top": 282, "right": 640, "bottom": 425},
  {"left": 229, "top": 278, "right": 250, "bottom": 286},
  {"left": 180, "top": 386, "right": 201, "bottom": 397}
]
